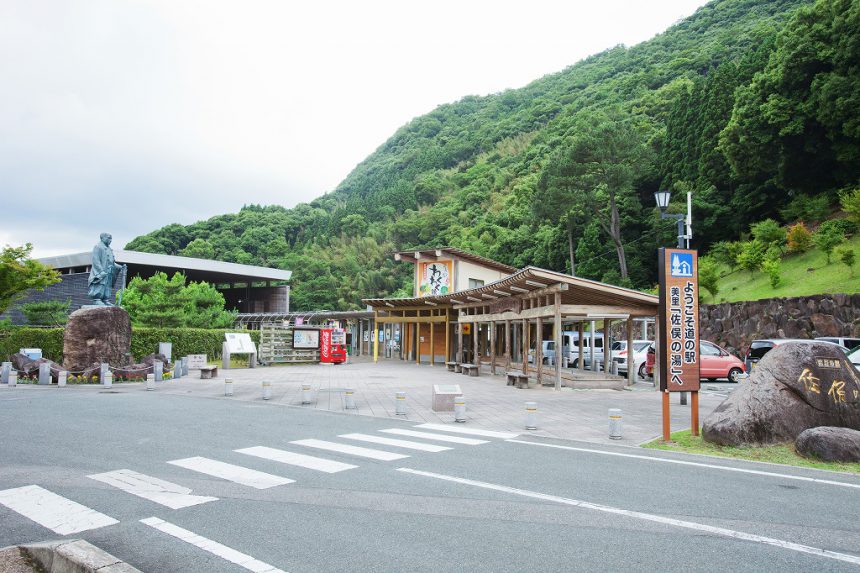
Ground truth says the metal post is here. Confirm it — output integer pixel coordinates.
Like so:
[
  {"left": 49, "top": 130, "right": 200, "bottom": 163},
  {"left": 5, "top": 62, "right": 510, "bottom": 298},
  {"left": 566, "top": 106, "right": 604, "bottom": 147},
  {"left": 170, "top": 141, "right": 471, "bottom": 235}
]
[
  {"left": 344, "top": 388, "right": 356, "bottom": 410},
  {"left": 609, "top": 408, "right": 623, "bottom": 439},
  {"left": 525, "top": 402, "right": 537, "bottom": 430},
  {"left": 395, "top": 391, "right": 406, "bottom": 416},
  {"left": 454, "top": 395, "right": 466, "bottom": 423}
]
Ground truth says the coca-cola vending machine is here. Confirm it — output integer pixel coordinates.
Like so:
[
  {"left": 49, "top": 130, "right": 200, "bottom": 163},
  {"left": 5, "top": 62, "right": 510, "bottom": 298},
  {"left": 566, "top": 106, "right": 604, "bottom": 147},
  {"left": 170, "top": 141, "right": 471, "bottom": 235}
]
[{"left": 320, "top": 328, "right": 347, "bottom": 364}]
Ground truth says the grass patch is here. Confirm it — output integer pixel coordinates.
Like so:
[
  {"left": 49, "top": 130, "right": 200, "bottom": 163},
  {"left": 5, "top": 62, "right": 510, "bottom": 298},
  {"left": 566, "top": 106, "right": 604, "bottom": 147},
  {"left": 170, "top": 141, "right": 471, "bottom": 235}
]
[
  {"left": 709, "top": 235, "right": 860, "bottom": 303},
  {"left": 642, "top": 429, "right": 860, "bottom": 474}
]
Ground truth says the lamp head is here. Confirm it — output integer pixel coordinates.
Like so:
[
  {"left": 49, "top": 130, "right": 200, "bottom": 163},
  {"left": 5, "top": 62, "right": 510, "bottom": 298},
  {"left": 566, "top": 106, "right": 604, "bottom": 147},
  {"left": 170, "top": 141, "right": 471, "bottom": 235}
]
[{"left": 654, "top": 190, "right": 671, "bottom": 212}]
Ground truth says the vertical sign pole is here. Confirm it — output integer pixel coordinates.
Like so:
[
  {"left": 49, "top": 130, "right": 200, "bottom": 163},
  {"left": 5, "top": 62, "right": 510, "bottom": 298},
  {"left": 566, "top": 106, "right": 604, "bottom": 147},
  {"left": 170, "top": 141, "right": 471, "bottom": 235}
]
[
  {"left": 691, "top": 391, "right": 699, "bottom": 436},
  {"left": 662, "top": 391, "right": 671, "bottom": 442}
]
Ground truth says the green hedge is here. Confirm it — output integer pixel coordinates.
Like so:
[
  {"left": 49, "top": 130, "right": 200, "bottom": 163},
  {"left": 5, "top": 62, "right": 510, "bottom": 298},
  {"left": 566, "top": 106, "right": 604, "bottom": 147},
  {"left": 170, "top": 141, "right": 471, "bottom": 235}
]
[
  {"left": 0, "top": 327, "right": 259, "bottom": 363},
  {"left": 0, "top": 328, "right": 64, "bottom": 362}
]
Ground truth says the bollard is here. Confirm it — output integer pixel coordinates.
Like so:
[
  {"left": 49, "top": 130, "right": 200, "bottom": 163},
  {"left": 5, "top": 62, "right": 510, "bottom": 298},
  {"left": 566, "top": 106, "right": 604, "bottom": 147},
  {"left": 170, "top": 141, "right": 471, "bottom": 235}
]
[
  {"left": 262, "top": 380, "right": 271, "bottom": 400},
  {"left": 172, "top": 365, "right": 179, "bottom": 380},
  {"left": 182, "top": 357, "right": 189, "bottom": 376},
  {"left": 525, "top": 402, "right": 538, "bottom": 430},
  {"left": 58, "top": 371, "right": 67, "bottom": 387},
  {"left": 344, "top": 388, "right": 356, "bottom": 410},
  {"left": 224, "top": 378, "right": 234, "bottom": 396},
  {"left": 594, "top": 359, "right": 602, "bottom": 373},
  {"left": 1, "top": 362, "right": 10, "bottom": 384},
  {"left": 146, "top": 373, "right": 155, "bottom": 391},
  {"left": 609, "top": 408, "right": 623, "bottom": 439},
  {"left": 100, "top": 362, "right": 109, "bottom": 382},
  {"left": 103, "top": 371, "right": 113, "bottom": 388},
  {"left": 301, "top": 384, "right": 312, "bottom": 405},
  {"left": 39, "top": 363, "right": 51, "bottom": 385},
  {"left": 454, "top": 395, "right": 466, "bottom": 423},
  {"left": 395, "top": 391, "right": 407, "bottom": 416},
  {"left": 154, "top": 361, "right": 163, "bottom": 383},
  {"left": 9, "top": 371, "right": 17, "bottom": 387},
  {"left": 610, "top": 361, "right": 618, "bottom": 376}
]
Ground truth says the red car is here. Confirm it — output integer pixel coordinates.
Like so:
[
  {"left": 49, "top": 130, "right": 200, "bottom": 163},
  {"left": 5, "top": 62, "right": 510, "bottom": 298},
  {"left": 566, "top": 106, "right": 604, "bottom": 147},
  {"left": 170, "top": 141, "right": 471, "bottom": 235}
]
[{"left": 646, "top": 340, "right": 745, "bottom": 382}]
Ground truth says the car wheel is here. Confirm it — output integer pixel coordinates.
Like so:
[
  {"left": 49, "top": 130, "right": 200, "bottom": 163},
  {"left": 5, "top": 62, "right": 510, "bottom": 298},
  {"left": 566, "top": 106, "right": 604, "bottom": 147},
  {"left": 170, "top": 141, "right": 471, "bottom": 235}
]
[
  {"left": 572, "top": 359, "right": 579, "bottom": 368},
  {"left": 728, "top": 368, "right": 743, "bottom": 383},
  {"left": 638, "top": 362, "right": 647, "bottom": 379}
]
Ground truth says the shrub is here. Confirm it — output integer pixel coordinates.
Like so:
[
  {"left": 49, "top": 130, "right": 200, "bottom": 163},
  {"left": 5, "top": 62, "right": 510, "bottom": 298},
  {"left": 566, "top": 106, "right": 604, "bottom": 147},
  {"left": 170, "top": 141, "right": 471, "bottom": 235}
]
[
  {"left": 710, "top": 241, "right": 744, "bottom": 271},
  {"left": 818, "top": 218, "right": 857, "bottom": 238},
  {"left": 698, "top": 256, "right": 720, "bottom": 302},
  {"left": 838, "top": 247, "right": 856, "bottom": 276},
  {"left": 736, "top": 240, "right": 767, "bottom": 275},
  {"left": 0, "top": 327, "right": 64, "bottom": 362},
  {"left": 18, "top": 300, "right": 70, "bottom": 327},
  {"left": 786, "top": 222, "right": 812, "bottom": 253},
  {"left": 762, "top": 258, "right": 782, "bottom": 289},
  {"left": 812, "top": 225, "right": 846, "bottom": 264},
  {"left": 750, "top": 218, "right": 786, "bottom": 247},
  {"left": 841, "top": 188, "right": 860, "bottom": 225}
]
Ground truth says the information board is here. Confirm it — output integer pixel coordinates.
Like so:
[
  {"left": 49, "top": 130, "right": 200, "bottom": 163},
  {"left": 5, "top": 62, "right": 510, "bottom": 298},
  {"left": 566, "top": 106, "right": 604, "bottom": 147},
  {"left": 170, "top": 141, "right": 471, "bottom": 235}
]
[
  {"left": 293, "top": 329, "right": 320, "bottom": 349},
  {"left": 187, "top": 354, "right": 208, "bottom": 369},
  {"left": 658, "top": 248, "right": 700, "bottom": 392},
  {"left": 225, "top": 333, "right": 256, "bottom": 354}
]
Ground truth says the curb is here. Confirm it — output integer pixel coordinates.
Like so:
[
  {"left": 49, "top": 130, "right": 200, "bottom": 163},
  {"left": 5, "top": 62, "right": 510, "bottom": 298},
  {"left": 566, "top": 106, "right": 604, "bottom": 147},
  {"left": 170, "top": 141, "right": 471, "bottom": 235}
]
[{"left": 18, "top": 540, "right": 142, "bottom": 573}]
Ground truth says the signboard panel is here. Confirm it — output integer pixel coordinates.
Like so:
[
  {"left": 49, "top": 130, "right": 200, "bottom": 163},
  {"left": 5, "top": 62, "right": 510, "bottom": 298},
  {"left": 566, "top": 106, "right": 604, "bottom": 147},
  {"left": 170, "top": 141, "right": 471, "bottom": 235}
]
[
  {"left": 225, "top": 333, "right": 256, "bottom": 354},
  {"left": 293, "top": 329, "right": 320, "bottom": 349},
  {"left": 187, "top": 354, "right": 208, "bottom": 369},
  {"left": 658, "top": 248, "right": 700, "bottom": 392},
  {"left": 418, "top": 261, "right": 453, "bottom": 296}
]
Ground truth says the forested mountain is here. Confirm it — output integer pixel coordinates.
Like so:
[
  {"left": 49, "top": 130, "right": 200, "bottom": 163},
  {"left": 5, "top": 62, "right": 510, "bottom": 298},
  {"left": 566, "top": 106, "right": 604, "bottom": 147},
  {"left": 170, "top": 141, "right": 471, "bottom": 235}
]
[{"left": 127, "top": 0, "right": 859, "bottom": 310}]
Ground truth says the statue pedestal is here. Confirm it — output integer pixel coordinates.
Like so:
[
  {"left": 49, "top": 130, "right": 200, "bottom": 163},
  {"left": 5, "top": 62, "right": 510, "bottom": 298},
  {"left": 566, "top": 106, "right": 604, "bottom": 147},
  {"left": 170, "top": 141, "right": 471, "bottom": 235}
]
[{"left": 63, "top": 307, "right": 132, "bottom": 372}]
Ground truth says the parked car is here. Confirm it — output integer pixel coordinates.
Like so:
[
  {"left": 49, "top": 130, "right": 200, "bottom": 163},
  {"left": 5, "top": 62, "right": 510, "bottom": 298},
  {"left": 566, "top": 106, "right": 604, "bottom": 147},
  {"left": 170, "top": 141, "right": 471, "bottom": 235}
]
[
  {"left": 848, "top": 345, "right": 860, "bottom": 368},
  {"left": 644, "top": 340, "right": 746, "bottom": 382},
  {"left": 527, "top": 331, "right": 612, "bottom": 369},
  {"left": 611, "top": 340, "right": 651, "bottom": 377},
  {"left": 815, "top": 336, "right": 860, "bottom": 351},
  {"left": 745, "top": 339, "right": 850, "bottom": 372}
]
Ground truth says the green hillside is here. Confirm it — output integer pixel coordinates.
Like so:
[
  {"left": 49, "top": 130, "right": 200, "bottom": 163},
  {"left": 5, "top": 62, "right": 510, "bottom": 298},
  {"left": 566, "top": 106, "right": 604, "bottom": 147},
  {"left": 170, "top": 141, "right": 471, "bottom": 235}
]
[{"left": 127, "top": 0, "right": 860, "bottom": 310}]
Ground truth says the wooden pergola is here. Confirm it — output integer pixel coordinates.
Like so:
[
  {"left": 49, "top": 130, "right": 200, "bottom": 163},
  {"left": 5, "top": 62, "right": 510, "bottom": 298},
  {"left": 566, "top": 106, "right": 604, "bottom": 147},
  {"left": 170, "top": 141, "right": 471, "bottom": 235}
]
[{"left": 364, "top": 267, "right": 659, "bottom": 389}]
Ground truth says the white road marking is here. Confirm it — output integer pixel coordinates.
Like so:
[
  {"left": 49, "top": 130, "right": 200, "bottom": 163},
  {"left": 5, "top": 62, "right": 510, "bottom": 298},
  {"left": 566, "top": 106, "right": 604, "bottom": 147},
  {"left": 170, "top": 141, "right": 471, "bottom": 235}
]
[
  {"left": 167, "top": 457, "right": 294, "bottom": 489},
  {"left": 506, "top": 439, "right": 860, "bottom": 490},
  {"left": 415, "top": 423, "right": 519, "bottom": 439},
  {"left": 141, "top": 517, "right": 286, "bottom": 573},
  {"left": 88, "top": 469, "right": 218, "bottom": 509},
  {"left": 397, "top": 468, "right": 860, "bottom": 566},
  {"left": 0, "top": 485, "right": 118, "bottom": 535},
  {"left": 290, "top": 439, "right": 409, "bottom": 461},
  {"left": 380, "top": 428, "right": 489, "bottom": 445},
  {"left": 235, "top": 446, "right": 357, "bottom": 473},
  {"left": 339, "top": 433, "right": 452, "bottom": 452}
]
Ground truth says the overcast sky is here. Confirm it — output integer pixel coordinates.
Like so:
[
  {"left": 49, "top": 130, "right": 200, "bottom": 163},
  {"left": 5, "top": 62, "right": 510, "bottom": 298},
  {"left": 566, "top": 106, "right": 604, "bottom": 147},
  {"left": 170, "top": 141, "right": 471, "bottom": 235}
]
[{"left": 1, "top": 0, "right": 708, "bottom": 258}]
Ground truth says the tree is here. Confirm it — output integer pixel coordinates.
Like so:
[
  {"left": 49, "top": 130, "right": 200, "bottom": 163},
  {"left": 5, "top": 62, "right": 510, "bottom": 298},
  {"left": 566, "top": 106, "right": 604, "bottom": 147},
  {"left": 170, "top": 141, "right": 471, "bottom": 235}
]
[
  {"left": 750, "top": 219, "right": 785, "bottom": 248},
  {"left": 122, "top": 272, "right": 189, "bottom": 327},
  {"left": 786, "top": 222, "right": 812, "bottom": 253},
  {"left": 710, "top": 241, "right": 744, "bottom": 272},
  {"left": 538, "top": 110, "right": 652, "bottom": 280},
  {"left": 180, "top": 238, "right": 216, "bottom": 260},
  {"left": 0, "top": 244, "right": 61, "bottom": 314},
  {"left": 838, "top": 247, "right": 855, "bottom": 276},
  {"left": 812, "top": 225, "right": 845, "bottom": 264},
  {"left": 737, "top": 240, "right": 767, "bottom": 275},
  {"left": 698, "top": 256, "right": 720, "bottom": 302},
  {"left": 841, "top": 189, "right": 860, "bottom": 226},
  {"left": 183, "top": 282, "right": 236, "bottom": 328},
  {"left": 18, "top": 300, "right": 70, "bottom": 326}
]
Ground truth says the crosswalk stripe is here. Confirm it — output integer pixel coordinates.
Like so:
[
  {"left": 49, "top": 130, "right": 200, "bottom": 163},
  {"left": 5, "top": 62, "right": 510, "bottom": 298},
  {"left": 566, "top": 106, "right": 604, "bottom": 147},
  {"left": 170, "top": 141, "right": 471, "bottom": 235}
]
[
  {"left": 141, "top": 517, "right": 287, "bottom": 573},
  {"left": 339, "top": 433, "right": 452, "bottom": 452},
  {"left": 379, "top": 428, "right": 489, "bottom": 445},
  {"left": 290, "top": 439, "right": 409, "bottom": 461},
  {"left": 415, "top": 423, "right": 519, "bottom": 439},
  {"left": 0, "top": 485, "right": 118, "bottom": 535},
  {"left": 167, "top": 457, "right": 294, "bottom": 489},
  {"left": 88, "top": 469, "right": 218, "bottom": 509},
  {"left": 235, "top": 446, "right": 357, "bottom": 473}
]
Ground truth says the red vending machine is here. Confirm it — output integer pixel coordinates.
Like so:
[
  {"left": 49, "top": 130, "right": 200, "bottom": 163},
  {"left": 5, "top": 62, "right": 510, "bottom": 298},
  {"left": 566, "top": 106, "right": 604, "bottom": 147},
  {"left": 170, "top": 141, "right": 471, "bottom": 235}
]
[{"left": 320, "top": 328, "right": 347, "bottom": 364}]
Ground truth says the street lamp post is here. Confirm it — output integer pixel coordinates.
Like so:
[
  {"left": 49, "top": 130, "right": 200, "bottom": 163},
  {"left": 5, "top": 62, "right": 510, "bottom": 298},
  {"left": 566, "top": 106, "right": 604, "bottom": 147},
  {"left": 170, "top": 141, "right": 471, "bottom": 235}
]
[{"left": 655, "top": 190, "right": 692, "bottom": 405}]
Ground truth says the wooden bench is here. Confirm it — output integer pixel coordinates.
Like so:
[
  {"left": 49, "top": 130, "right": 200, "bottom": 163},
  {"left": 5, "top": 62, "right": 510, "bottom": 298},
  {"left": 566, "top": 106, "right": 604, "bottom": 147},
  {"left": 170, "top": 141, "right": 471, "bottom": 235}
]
[
  {"left": 446, "top": 361, "right": 458, "bottom": 372},
  {"left": 506, "top": 371, "right": 529, "bottom": 389},
  {"left": 200, "top": 366, "right": 218, "bottom": 379},
  {"left": 460, "top": 364, "right": 479, "bottom": 377}
]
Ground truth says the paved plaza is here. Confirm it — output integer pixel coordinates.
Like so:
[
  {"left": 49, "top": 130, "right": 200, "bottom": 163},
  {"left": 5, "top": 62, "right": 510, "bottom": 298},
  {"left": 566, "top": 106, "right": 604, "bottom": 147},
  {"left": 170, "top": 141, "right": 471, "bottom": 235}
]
[{"left": 140, "top": 356, "right": 729, "bottom": 445}]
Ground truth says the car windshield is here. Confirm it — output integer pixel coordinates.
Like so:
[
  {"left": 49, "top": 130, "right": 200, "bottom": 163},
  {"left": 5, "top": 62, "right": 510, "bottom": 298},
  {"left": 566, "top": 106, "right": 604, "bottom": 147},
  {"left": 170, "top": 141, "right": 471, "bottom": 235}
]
[
  {"left": 633, "top": 342, "right": 650, "bottom": 352},
  {"left": 611, "top": 342, "right": 625, "bottom": 351},
  {"left": 748, "top": 341, "right": 773, "bottom": 359}
]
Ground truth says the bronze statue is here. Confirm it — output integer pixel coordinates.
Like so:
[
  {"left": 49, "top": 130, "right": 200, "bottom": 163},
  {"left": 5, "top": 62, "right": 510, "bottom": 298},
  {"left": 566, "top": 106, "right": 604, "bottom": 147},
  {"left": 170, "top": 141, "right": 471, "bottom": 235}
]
[{"left": 88, "top": 233, "right": 126, "bottom": 306}]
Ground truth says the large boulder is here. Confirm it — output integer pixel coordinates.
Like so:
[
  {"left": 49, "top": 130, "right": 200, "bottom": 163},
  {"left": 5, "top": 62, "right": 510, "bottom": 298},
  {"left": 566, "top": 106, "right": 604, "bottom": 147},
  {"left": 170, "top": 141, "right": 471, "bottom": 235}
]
[
  {"left": 702, "top": 342, "right": 860, "bottom": 446},
  {"left": 795, "top": 426, "right": 860, "bottom": 462},
  {"left": 63, "top": 307, "right": 132, "bottom": 372}
]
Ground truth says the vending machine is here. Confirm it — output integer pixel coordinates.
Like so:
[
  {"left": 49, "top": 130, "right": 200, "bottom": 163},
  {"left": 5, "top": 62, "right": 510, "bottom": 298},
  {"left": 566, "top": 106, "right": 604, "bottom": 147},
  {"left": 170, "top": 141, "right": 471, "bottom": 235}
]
[{"left": 320, "top": 328, "right": 347, "bottom": 364}]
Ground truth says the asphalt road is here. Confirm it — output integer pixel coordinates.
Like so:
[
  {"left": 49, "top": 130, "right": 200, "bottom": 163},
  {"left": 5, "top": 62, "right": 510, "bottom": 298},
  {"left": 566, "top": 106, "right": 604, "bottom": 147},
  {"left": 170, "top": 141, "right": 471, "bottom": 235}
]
[{"left": 1, "top": 387, "right": 859, "bottom": 572}]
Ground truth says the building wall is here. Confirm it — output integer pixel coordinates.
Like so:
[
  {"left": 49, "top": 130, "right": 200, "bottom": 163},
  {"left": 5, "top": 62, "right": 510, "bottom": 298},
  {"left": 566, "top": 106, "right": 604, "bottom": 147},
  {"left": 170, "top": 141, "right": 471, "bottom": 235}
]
[{"left": 454, "top": 260, "right": 508, "bottom": 292}]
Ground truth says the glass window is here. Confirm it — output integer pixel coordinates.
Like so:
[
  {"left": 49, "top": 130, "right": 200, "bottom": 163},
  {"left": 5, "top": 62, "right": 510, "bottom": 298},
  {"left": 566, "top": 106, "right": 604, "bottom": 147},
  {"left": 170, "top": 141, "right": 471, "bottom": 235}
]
[
  {"left": 633, "top": 342, "right": 651, "bottom": 352},
  {"left": 468, "top": 278, "right": 484, "bottom": 288},
  {"left": 700, "top": 342, "right": 720, "bottom": 356},
  {"left": 748, "top": 341, "right": 774, "bottom": 359},
  {"left": 611, "top": 341, "right": 625, "bottom": 351}
]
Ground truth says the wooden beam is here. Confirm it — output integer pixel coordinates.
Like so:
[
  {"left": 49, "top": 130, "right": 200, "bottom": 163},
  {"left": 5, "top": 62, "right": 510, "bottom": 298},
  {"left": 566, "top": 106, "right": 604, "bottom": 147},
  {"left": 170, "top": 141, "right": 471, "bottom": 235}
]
[
  {"left": 493, "top": 289, "right": 511, "bottom": 297},
  {"left": 376, "top": 316, "right": 447, "bottom": 324},
  {"left": 559, "top": 304, "right": 652, "bottom": 317},
  {"left": 457, "top": 305, "right": 556, "bottom": 323},
  {"left": 525, "top": 280, "right": 548, "bottom": 288}
]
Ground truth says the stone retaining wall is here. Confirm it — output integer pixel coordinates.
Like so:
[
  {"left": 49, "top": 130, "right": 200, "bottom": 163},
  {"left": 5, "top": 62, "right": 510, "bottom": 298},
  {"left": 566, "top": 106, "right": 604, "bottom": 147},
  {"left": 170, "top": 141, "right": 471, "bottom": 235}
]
[{"left": 700, "top": 293, "right": 860, "bottom": 356}]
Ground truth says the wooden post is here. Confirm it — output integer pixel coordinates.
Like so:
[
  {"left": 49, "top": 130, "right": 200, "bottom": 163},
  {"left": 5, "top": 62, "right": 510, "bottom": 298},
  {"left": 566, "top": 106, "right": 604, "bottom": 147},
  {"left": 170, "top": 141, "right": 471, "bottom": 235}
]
[
  {"left": 554, "top": 292, "right": 562, "bottom": 390},
  {"left": 430, "top": 314, "right": 435, "bottom": 366},
  {"left": 603, "top": 320, "right": 611, "bottom": 373},
  {"left": 691, "top": 391, "right": 699, "bottom": 436},
  {"left": 578, "top": 321, "right": 585, "bottom": 370},
  {"left": 505, "top": 320, "right": 511, "bottom": 369},
  {"left": 490, "top": 321, "right": 496, "bottom": 375},
  {"left": 373, "top": 312, "right": 379, "bottom": 362},
  {"left": 473, "top": 320, "right": 479, "bottom": 366},
  {"left": 522, "top": 318, "right": 529, "bottom": 375},
  {"left": 415, "top": 321, "right": 421, "bottom": 364},
  {"left": 457, "top": 319, "right": 464, "bottom": 363},
  {"left": 662, "top": 391, "right": 671, "bottom": 442},
  {"left": 445, "top": 312, "right": 451, "bottom": 363},
  {"left": 536, "top": 316, "right": 543, "bottom": 384},
  {"left": 654, "top": 315, "right": 661, "bottom": 390},
  {"left": 627, "top": 316, "right": 635, "bottom": 386}
]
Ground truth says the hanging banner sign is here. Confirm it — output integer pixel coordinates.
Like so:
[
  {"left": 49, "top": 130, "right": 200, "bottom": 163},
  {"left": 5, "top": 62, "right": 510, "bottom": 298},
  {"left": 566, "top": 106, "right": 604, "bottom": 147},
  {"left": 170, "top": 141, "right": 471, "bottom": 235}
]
[{"left": 658, "top": 248, "right": 700, "bottom": 392}]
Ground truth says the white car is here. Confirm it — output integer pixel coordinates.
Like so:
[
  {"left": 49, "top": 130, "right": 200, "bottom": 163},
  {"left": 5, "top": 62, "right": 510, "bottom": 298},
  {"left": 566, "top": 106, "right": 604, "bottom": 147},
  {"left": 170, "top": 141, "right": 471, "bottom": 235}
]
[
  {"left": 611, "top": 340, "right": 651, "bottom": 378},
  {"left": 848, "top": 346, "right": 860, "bottom": 368}
]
